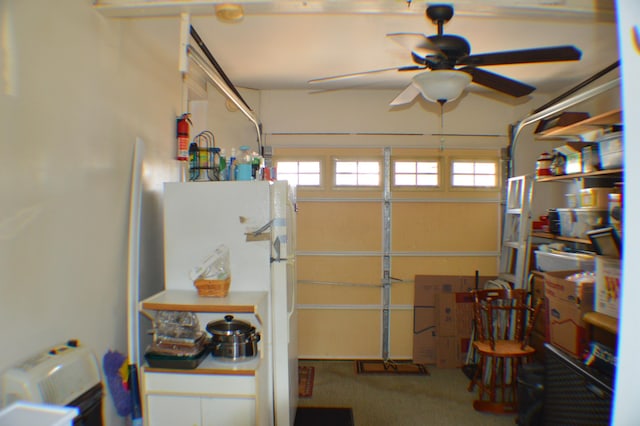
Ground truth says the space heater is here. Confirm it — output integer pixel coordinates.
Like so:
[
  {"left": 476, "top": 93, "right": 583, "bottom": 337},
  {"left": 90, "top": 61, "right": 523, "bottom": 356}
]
[{"left": 1, "top": 340, "right": 104, "bottom": 425}]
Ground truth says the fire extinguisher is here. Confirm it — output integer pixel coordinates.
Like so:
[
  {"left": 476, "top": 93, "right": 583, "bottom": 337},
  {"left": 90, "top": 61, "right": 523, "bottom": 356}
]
[{"left": 176, "top": 113, "right": 192, "bottom": 161}]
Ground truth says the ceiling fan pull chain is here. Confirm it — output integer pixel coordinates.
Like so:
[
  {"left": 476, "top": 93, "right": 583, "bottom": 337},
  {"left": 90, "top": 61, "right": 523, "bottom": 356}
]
[{"left": 439, "top": 103, "right": 445, "bottom": 151}]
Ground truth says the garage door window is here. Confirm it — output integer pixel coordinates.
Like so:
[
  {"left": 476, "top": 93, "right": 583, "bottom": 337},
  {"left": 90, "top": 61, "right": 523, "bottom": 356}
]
[
  {"left": 393, "top": 160, "right": 439, "bottom": 187},
  {"left": 334, "top": 160, "right": 381, "bottom": 187},
  {"left": 276, "top": 160, "right": 321, "bottom": 187},
  {"left": 451, "top": 160, "right": 498, "bottom": 188}
]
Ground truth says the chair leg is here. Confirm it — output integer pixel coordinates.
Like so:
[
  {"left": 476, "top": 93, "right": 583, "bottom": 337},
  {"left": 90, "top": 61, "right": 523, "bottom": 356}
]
[{"left": 472, "top": 355, "right": 521, "bottom": 414}]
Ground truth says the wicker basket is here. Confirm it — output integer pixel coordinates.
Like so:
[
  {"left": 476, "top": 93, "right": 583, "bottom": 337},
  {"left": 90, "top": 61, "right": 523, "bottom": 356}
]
[{"left": 194, "top": 277, "right": 231, "bottom": 297}]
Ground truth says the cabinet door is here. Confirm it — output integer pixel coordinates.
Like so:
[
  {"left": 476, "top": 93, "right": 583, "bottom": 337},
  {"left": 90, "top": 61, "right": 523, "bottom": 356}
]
[
  {"left": 147, "top": 394, "right": 201, "bottom": 426},
  {"left": 201, "top": 397, "right": 256, "bottom": 426}
]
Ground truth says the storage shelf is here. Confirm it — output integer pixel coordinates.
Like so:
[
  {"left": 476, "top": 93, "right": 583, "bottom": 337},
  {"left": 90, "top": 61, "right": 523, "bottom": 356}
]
[
  {"left": 583, "top": 312, "right": 618, "bottom": 335},
  {"left": 143, "top": 355, "right": 261, "bottom": 376},
  {"left": 535, "top": 109, "right": 622, "bottom": 140},
  {"left": 535, "top": 168, "right": 623, "bottom": 182},
  {"left": 140, "top": 290, "right": 268, "bottom": 313},
  {"left": 531, "top": 232, "right": 591, "bottom": 245}
]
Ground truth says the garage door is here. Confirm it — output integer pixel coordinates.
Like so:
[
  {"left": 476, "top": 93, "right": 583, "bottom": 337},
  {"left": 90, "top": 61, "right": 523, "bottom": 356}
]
[{"left": 274, "top": 146, "right": 502, "bottom": 359}]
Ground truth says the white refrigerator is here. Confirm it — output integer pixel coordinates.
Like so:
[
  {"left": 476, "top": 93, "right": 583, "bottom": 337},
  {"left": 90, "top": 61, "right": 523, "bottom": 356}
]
[{"left": 163, "top": 180, "right": 298, "bottom": 426}]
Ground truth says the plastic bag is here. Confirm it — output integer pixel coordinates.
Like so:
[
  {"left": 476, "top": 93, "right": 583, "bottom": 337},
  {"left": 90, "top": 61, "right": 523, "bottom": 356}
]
[
  {"left": 154, "top": 311, "right": 201, "bottom": 341},
  {"left": 189, "top": 244, "right": 231, "bottom": 281}
]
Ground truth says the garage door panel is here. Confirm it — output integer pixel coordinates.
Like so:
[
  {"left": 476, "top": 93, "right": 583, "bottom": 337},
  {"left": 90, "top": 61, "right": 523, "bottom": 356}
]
[
  {"left": 389, "top": 310, "right": 413, "bottom": 358},
  {"left": 392, "top": 203, "right": 499, "bottom": 251},
  {"left": 298, "top": 283, "right": 381, "bottom": 305},
  {"left": 297, "top": 256, "right": 381, "bottom": 284},
  {"left": 297, "top": 202, "right": 381, "bottom": 251},
  {"left": 389, "top": 282, "right": 414, "bottom": 305},
  {"left": 298, "top": 310, "right": 381, "bottom": 358},
  {"left": 392, "top": 257, "right": 498, "bottom": 283}
]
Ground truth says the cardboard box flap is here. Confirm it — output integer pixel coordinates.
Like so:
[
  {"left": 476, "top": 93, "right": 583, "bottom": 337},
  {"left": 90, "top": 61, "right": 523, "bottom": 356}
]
[{"left": 544, "top": 270, "right": 595, "bottom": 307}]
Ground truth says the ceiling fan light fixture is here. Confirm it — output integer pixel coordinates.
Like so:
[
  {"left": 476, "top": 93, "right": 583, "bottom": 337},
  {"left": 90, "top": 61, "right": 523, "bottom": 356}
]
[
  {"left": 412, "top": 70, "right": 472, "bottom": 104},
  {"left": 215, "top": 4, "right": 244, "bottom": 23}
]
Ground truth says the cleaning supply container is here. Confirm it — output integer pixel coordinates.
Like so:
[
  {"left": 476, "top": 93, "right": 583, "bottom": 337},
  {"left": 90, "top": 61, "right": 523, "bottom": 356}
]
[{"left": 235, "top": 145, "right": 253, "bottom": 181}]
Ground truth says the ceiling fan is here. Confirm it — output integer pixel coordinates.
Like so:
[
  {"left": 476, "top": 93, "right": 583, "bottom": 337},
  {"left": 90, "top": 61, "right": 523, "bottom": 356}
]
[{"left": 309, "top": 4, "right": 582, "bottom": 106}]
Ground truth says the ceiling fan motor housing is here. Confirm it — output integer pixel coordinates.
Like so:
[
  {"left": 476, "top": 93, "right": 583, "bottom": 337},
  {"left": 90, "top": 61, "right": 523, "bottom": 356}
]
[{"left": 425, "top": 35, "right": 471, "bottom": 69}]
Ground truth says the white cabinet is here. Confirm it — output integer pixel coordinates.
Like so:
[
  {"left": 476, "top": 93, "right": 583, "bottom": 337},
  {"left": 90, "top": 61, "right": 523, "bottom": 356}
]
[
  {"left": 147, "top": 395, "right": 200, "bottom": 426},
  {"left": 139, "top": 290, "right": 272, "bottom": 426},
  {"left": 145, "top": 372, "right": 257, "bottom": 426}
]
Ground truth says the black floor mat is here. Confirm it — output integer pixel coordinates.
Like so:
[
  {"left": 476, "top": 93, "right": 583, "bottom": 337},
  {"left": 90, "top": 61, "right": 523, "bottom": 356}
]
[{"left": 294, "top": 407, "right": 354, "bottom": 426}]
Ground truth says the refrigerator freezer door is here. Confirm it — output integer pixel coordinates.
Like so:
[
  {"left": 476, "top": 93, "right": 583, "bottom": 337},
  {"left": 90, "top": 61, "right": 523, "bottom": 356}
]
[{"left": 163, "top": 181, "right": 272, "bottom": 292}]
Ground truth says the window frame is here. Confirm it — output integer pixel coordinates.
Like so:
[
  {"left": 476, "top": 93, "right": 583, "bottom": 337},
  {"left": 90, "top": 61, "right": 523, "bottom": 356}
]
[
  {"left": 332, "top": 157, "right": 383, "bottom": 189},
  {"left": 449, "top": 158, "right": 501, "bottom": 191},
  {"left": 275, "top": 158, "right": 324, "bottom": 189},
  {"left": 391, "top": 157, "right": 442, "bottom": 190}
]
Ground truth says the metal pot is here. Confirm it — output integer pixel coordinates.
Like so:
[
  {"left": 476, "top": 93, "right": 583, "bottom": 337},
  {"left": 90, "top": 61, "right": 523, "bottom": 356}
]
[{"left": 206, "top": 315, "right": 260, "bottom": 360}]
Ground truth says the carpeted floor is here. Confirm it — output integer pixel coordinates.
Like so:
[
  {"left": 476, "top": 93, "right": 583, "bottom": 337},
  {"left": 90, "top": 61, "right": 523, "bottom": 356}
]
[{"left": 297, "top": 360, "right": 517, "bottom": 426}]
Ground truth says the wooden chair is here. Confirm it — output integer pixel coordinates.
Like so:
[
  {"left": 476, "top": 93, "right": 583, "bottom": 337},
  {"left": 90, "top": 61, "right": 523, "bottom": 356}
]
[{"left": 467, "top": 288, "right": 543, "bottom": 414}]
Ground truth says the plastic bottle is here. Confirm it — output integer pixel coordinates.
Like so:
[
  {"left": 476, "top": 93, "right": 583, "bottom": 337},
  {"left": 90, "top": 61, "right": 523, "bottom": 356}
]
[
  {"left": 235, "top": 145, "right": 253, "bottom": 181},
  {"left": 218, "top": 148, "right": 226, "bottom": 181},
  {"left": 227, "top": 148, "right": 236, "bottom": 181},
  {"left": 188, "top": 142, "right": 199, "bottom": 181},
  {"left": 251, "top": 151, "right": 262, "bottom": 180}
]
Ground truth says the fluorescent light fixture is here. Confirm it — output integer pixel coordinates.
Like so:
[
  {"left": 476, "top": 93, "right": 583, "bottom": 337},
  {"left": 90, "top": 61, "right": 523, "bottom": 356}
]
[{"left": 413, "top": 70, "right": 472, "bottom": 104}]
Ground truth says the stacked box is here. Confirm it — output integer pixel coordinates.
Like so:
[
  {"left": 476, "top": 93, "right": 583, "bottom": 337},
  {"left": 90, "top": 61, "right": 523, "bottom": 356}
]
[
  {"left": 544, "top": 270, "right": 595, "bottom": 358},
  {"left": 595, "top": 256, "right": 622, "bottom": 319},
  {"left": 413, "top": 275, "right": 494, "bottom": 367},
  {"left": 435, "top": 291, "right": 475, "bottom": 368}
]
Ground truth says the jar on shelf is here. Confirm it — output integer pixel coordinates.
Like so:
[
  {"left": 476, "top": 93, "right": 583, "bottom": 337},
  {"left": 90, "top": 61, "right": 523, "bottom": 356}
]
[
  {"left": 235, "top": 145, "right": 253, "bottom": 181},
  {"left": 536, "top": 152, "right": 553, "bottom": 178}
]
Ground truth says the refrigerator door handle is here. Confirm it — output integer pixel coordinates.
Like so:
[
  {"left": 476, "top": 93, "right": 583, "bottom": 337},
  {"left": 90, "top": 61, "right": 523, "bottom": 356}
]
[
  {"left": 249, "top": 219, "right": 273, "bottom": 237},
  {"left": 273, "top": 237, "right": 281, "bottom": 261}
]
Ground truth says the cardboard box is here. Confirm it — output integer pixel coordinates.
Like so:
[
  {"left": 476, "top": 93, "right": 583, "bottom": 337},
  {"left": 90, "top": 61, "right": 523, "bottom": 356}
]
[
  {"left": 413, "top": 275, "right": 492, "bottom": 366},
  {"left": 544, "top": 270, "right": 594, "bottom": 358},
  {"left": 435, "top": 292, "right": 475, "bottom": 368},
  {"left": 595, "top": 256, "right": 621, "bottom": 319},
  {"left": 413, "top": 276, "right": 467, "bottom": 365}
]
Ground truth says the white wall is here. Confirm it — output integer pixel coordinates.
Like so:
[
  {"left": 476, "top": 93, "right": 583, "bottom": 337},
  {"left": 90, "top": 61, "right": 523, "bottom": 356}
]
[{"left": 0, "top": 1, "right": 182, "bottom": 424}]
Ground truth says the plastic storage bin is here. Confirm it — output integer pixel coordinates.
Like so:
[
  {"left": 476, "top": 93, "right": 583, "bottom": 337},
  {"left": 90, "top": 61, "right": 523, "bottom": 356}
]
[
  {"left": 557, "top": 208, "right": 576, "bottom": 237},
  {"left": 580, "top": 188, "right": 614, "bottom": 209},
  {"left": 0, "top": 402, "right": 78, "bottom": 426},
  {"left": 574, "top": 208, "right": 608, "bottom": 239},
  {"left": 557, "top": 208, "right": 608, "bottom": 239},
  {"left": 597, "top": 132, "right": 623, "bottom": 169},
  {"left": 535, "top": 250, "right": 595, "bottom": 272}
]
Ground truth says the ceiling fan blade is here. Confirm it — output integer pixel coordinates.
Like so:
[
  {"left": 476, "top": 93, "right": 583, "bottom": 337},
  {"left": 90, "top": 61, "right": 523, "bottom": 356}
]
[
  {"left": 387, "top": 32, "right": 443, "bottom": 57},
  {"left": 309, "top": 66, "right": 415, "bottom": 84},
  {"left": 309, "top": 65, "right": 424, "bottom": 85},
  {"left": 389, "top": 83, "right": 421, "bottom": 106},
  {"left": 460, "top": 67, "right": 535, "bottom": 97},
  {"left": 458, "top": 46, "right": 581, "bottom": 67}
]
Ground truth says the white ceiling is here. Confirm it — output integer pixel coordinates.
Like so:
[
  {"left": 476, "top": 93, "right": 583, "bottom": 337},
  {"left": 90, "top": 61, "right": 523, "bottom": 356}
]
[{"left": 97, "top": 1, "right": 620, "bottom": 102}]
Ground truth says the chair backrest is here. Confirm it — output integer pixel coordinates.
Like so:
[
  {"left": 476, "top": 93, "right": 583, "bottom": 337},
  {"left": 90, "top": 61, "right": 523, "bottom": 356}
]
[{"left": 471, "top": 288, "right": 542, "bottom": 351}]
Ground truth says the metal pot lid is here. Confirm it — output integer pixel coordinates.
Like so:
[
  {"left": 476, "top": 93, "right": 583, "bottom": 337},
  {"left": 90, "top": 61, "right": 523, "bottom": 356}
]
[{"left": 206, "top": 315, "right": 254, "bottom": 336}]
